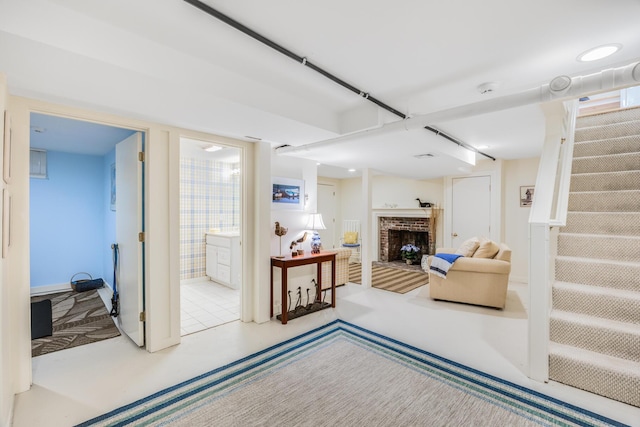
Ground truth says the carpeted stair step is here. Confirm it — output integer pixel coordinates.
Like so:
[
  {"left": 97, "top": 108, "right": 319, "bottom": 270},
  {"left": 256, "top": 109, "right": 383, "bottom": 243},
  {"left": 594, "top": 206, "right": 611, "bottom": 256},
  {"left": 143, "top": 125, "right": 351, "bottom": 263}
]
[
  {"left": 571, "top": 152, "right": 640, "bottom": 174},
  {"left": 550, "top": 310, "right": 640, "bottom": 362},
  {"left": 557, "top": 233, "right": 640, "bottom": 261},
  {"left": 561, "top": 212, "right": 640, "bottom": 236},
  {"left": 573, "top": 134, "right": 640, "bottom": 158},
  {"left": 552, "top": 281, "right": 640, "bottom": 324},
  {"left": 576, "top": 106, "right": 640, "bottom": 128},
  {"left": 555, "top": 256, "right": 640, "bottom": 291},
  {"left": 574, "top": 119, "right": 640, "bottom": 143},
  {"left": 569, "top": 170, "right": 640, "bottom": 192},
  {"left": 549, "top": 342, "right": 640, "bottom": 407},
  {"left": 567, "top": 190, "right": 640, "bottom": 212}
]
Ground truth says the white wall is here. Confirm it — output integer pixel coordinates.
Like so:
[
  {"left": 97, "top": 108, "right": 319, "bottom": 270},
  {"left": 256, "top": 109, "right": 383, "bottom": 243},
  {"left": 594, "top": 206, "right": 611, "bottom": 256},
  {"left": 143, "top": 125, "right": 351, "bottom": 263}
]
[
  {"left": 338, "top": 175, "right": 444, "bottom": 244},
  {"left": 270, "top": 151, "right": 319, "bottom": 316},
  {"left": 340, "top": 175, "right": 443, "bottom": 213},
  {"left": 503, "top": 157, "right": 540, "bottom": 283},
  {"left": 372, "top": 175, "right": 443, "bottom": 209},
  {"left": 339, "top": 177, "right": 363, "bottom": 224}
]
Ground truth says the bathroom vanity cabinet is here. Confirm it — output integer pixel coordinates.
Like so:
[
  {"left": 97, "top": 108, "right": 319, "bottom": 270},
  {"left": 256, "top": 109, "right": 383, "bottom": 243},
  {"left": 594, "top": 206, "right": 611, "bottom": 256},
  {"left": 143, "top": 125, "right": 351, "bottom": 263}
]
[{"left": 206, "top": 232, "right": 241, "bottom": 289}]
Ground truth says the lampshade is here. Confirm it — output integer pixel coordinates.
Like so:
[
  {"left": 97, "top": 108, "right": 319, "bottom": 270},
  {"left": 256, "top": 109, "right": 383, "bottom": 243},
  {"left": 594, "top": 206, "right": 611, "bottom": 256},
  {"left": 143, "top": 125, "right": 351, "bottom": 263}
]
[{"left": 305, "top": 213, "right": 326, "bottom": 230}]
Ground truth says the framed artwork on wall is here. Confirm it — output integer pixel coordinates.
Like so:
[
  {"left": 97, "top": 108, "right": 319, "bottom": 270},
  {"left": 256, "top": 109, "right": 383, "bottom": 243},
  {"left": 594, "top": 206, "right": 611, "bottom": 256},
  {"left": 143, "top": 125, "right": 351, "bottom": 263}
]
[
  {"left": 272, "top": 177, "right": 304, "bottom": 210},
  {"left": 520, "top": 185, "right": 534, "bottom": 207}
]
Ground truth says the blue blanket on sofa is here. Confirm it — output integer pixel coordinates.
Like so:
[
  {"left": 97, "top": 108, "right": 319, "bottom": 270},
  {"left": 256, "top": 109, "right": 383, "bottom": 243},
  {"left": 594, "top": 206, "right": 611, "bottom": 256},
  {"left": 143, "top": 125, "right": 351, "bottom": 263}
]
[{"left": 429, "top": 253, "right": 464, "bottom": 279}]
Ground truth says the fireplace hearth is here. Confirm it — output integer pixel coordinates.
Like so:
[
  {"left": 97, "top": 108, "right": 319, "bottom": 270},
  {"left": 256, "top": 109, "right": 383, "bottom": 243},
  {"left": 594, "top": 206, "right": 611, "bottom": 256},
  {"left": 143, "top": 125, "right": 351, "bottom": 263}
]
[{"left": 379, "top": 216, "right": 431, "bottom": 262}]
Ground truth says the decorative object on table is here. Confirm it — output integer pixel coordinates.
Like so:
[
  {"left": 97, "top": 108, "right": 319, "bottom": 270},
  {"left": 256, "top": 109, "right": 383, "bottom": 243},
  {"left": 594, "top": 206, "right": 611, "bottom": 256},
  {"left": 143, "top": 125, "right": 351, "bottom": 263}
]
[
  {"left": 415, "top": 198, "right": 431, "bottom": 208},
  {"left": 289, "top": 231, "right": 308, "bottom": 256},
  {"left": 305, "top": 213, "right": 327, "bottom": 254},
  {"left": 400, "top": 243, "right": 420, "bottom": 264},
  {"left": 272, "top": 176, "right": 304, "bottom": 210},
  {"left": 428, "top": 203, "right": 441, "bottom": 254},
  {"left": 274, "top": 221, "right": 288, "bottom": 258}
]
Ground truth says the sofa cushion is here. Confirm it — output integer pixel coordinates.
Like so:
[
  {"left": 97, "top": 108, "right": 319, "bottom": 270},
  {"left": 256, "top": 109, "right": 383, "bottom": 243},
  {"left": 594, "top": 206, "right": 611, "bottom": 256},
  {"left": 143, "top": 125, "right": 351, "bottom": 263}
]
[
  {"left": 343, "top": 231, "right": 358, "bottom": 244},
  {"left": 473, "top": 239, "right": 500, "bottom": 259},
  {"left": 455, "top": 237, "right": 480, "bottom": 257}
]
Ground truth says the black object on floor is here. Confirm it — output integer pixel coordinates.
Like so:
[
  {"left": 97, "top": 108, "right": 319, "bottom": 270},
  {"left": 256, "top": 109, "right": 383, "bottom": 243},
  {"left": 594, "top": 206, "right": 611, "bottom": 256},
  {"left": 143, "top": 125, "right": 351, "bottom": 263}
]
[{"left": 31, "top": 299, "right": 53, "bottom": 339}]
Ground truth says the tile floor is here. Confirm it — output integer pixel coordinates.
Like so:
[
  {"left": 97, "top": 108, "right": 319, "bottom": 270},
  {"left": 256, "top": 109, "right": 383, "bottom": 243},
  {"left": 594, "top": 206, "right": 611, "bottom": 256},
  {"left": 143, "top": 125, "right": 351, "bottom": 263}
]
[
  {"left": 180, "top": 279, "right": 240, "bottom": 335},
  {"left": 13, "top": 281, "right": 640, "bottom": 427}
]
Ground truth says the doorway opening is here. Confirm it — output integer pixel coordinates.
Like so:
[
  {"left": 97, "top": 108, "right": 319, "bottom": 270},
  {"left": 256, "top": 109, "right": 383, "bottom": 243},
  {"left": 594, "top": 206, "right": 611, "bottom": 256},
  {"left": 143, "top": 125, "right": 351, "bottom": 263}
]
[
  {"left": 29, "top": 112, "right": 145, "bottom": 356},
  {"left": 179, "top": 137, "right": 242, "bottom": 335}
]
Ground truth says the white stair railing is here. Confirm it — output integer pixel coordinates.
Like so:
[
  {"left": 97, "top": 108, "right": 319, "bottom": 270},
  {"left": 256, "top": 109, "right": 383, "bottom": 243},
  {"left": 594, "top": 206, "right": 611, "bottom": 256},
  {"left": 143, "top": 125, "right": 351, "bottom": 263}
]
[{"left": 528, "top": 100, "right": 577, "bottom": 382}]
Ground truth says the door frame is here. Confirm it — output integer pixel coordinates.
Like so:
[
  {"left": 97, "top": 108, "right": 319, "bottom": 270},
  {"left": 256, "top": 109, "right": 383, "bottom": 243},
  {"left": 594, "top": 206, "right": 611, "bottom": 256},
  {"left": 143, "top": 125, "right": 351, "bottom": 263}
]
[
  {"left": 9, "top": 95, "right": 254, "bottom": 394},
  {"left": 444, "top": 169, "right": 502, "bottom": 248},
  {"left": 177, "top": 137, "right": 245, "bottom": 324}
]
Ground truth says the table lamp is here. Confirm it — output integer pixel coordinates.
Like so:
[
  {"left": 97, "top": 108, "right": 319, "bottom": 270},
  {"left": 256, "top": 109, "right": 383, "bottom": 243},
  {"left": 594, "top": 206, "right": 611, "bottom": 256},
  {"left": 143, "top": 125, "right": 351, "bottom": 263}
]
[{"left": 305, "top": 213, "right": 326, "bottom": 254}]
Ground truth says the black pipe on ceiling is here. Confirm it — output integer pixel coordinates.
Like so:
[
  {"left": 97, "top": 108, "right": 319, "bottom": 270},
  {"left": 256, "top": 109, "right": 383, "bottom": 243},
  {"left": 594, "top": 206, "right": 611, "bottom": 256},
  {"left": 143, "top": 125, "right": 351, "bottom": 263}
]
[
  {"left": 424, "top": 126, "right": 496, "bottom": 161},
  {"left": 183, "top": 0, "right": 495, "bottom": 161}
]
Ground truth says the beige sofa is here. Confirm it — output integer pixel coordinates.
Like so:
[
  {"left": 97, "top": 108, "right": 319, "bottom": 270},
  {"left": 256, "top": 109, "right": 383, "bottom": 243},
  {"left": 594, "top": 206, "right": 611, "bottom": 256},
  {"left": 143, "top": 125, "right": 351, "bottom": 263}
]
[
  {"left": 427, "top": 243, "right": 511, "bottom": 309},
  {"left": 321, "top": 248, "right": 352, "bottom": 288}
]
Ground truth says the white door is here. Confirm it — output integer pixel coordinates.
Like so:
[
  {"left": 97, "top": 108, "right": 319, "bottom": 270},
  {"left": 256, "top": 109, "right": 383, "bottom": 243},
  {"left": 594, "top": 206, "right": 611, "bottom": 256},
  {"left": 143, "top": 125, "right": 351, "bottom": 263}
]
[
  {"left": 116, "top": 132, "right": 144, "bottom": 346},
  {"left": 451, "top": 175, "right": 491, "bottom": 247},
  {"left": 317, "top": 184, "right": 336, "bottom": 248}
]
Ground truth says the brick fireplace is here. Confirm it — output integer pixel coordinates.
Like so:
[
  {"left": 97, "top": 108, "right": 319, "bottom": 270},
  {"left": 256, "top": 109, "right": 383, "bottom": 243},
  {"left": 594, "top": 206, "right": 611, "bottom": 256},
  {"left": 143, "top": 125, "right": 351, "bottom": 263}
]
[{"left": 379, "top": 216, "right": 431, "bottom": 262}]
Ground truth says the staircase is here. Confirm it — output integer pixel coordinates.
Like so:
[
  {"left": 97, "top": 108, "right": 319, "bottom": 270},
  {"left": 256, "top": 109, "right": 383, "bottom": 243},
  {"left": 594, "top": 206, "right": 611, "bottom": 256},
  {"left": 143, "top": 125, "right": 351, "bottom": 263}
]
[{"left": 549, "top": 106, "right": 640, "bottom": 407}]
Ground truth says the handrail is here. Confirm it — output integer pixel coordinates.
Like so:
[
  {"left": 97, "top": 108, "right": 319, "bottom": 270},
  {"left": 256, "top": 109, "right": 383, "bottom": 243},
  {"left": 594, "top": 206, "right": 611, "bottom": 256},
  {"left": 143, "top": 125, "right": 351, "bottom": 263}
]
[
  {"left": 550, "top": 100, "right": 578, "bottom": 226},
  {"left": 527, "top": 100, "right": 577, "bottom": 382}
]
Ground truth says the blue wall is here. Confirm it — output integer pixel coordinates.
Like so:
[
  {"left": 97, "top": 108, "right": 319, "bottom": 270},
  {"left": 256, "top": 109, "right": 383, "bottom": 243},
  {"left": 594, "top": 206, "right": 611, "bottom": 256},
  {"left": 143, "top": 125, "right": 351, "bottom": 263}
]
[{"left": 30, "top": 151, "right": 112, "bottom": 288}]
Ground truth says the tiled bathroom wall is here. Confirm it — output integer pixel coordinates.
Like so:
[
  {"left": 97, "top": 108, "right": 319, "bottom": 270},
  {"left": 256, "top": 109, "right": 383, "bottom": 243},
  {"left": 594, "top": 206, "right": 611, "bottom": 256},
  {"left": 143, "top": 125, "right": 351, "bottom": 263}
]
[{"left": 180, "top": 157, "right": 240, "bottom": 280}]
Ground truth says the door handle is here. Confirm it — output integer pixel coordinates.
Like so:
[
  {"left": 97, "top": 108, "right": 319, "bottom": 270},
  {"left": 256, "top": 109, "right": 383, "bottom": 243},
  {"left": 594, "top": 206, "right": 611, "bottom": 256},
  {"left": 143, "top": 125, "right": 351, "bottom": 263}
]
[{"left": 452, "top": 232, "right": 458, "bottom": 237}]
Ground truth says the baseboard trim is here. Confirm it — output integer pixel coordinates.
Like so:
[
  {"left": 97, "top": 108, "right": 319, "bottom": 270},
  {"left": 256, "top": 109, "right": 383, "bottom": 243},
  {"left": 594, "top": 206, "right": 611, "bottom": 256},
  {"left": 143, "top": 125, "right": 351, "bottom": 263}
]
[
  {"left": 30, "top": 281, "right": 113, "bottom": 296},
  {"left": 510, "top": 275, "right": 528, "bottom": 284},
  {"left": 180, "top": 276, "right": 210, "bottom": 285},
  {"left": 30, "top": 283, "right": 71, "bottom": 296}
]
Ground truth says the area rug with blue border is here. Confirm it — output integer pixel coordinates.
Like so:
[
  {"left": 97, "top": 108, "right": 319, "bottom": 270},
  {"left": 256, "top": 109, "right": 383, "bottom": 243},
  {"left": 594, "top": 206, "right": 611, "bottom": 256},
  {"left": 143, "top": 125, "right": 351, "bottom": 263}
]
[{"left": 77, "top": 320, "right": 627, "bottom": 426}]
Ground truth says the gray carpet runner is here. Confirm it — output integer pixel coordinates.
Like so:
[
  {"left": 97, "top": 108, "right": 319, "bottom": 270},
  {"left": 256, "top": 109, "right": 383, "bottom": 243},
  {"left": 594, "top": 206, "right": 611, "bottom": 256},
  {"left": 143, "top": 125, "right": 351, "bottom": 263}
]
[{"left": 550, "top": 106, "right": 640, "bottom": 407}]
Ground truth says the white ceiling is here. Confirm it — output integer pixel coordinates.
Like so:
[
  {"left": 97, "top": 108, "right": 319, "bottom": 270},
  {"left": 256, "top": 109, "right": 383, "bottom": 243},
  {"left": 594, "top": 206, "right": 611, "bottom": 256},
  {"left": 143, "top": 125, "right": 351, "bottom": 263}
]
[{"left": 2, "top": 0, "right": 639, "bottom": 179}]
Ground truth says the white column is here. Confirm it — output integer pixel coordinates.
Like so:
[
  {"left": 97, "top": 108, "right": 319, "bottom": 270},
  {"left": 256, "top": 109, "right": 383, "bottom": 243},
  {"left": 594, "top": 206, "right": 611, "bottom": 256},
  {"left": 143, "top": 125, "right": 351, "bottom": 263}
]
[
  {"left": 361, "top": 169, "right": 373, "bottom": 288},
  {"left": 253, "top": 141, "right": 272, "bottom": 322}
]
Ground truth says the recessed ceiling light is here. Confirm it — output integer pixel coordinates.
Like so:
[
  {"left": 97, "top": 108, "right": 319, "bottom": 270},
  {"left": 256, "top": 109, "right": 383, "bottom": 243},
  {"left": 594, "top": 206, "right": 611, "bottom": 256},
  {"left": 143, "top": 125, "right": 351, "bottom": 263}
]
[
  {"left": 204, "top": 145, "right": 222, "bottom": 152},
  {"left": 316, "top": 162, "right": 321, "bottom": 166},
  {"left": 348, "top": 168, "right": 356, "bottom": 173},
  {"left": 577, "top": 44, "right": 621, "bottom": 62},
  {"left": 414, "top": 153, "right": 436, "bottom": 159},
  {"left": 244, "top": 135, "right": 262, "bottom": 141},
  {"left": 476, "top": 145, "right": 489, "bottom": 150}
]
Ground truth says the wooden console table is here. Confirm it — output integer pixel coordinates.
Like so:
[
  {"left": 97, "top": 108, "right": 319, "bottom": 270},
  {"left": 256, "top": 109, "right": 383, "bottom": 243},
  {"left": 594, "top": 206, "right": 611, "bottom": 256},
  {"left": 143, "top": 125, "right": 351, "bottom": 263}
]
[{"left": 270, "top": 251, "right": 337, "bottom": 324}]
